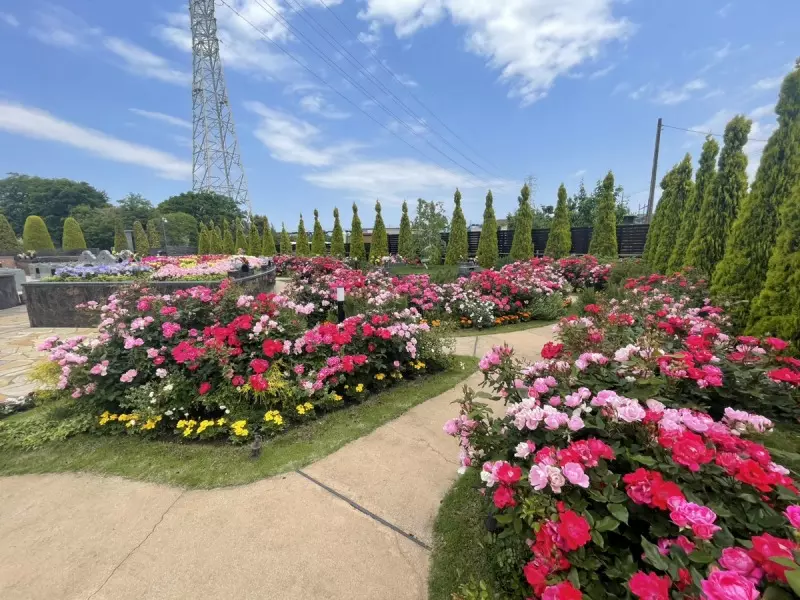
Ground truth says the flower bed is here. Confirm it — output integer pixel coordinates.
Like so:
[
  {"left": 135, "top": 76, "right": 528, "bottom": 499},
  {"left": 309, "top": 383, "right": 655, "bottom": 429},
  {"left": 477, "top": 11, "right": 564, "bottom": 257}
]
[
  {"left": 39, "top": 280, "right": 451, "bottom": 444},
  {"left": 442, "top": 271, "right": 800, "bottom": 600}
]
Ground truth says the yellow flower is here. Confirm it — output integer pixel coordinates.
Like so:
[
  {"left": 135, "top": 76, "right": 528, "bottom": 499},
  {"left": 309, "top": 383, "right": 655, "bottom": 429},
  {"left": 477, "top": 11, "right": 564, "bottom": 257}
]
[
  {"left": 355, "top": 383, "right": 364, "bottom": 393},
  {"left": 296, "top": 404, "right": 306, "bottom": 415},
  {"left": 303, "top": 402, "right": 313, "bottom": 410},
  {"left": 230, "top": 419, "right": 249, "bottom": 437},
  {"left": 332, "top": 393, "right": 343, "bottom": 402},
  {"left": 375, "top": 373, "right": 385, "bottom": 381},
  {"left": 98, "top": 411, "right": 114, "bottom": 426},
  {"left": 264, "top": 411, "right": 283, "bottom": 426},
  {"left": 432, "top": 320, "right": 441, "bottom": 327},
  {"left": 196, "top": 419, "right": 215, "bottom": 434},
  {"left": 141, "top": 416, "right": 162, "bottom": 431},
  {"left": 216, "top": 417, "right": 227, "bottom": 426}
]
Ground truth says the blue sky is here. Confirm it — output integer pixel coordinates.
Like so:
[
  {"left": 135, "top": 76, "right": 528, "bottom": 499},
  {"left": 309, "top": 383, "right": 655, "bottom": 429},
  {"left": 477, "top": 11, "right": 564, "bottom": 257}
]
[{"left": 0, "top": 0, "right": 796, "bottom": 229}]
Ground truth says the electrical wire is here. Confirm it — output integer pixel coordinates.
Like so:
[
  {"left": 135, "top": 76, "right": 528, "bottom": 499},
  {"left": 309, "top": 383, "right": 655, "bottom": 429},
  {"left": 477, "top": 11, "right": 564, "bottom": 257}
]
[{"left": 661, "top": 123, "right": 769, "bottom": 143}]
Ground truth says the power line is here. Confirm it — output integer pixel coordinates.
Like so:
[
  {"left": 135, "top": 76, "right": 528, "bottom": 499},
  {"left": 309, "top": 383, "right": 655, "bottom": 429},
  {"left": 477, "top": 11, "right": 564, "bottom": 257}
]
[
  {"left": 245, "top": 0, "right": 489, "bottom": 183},
  {"left": 217, "top": 0, "right": 470, "bottom": 184},
  {"left": 315, "top": 0, "right": 503, "bottom": 174},
  {"left": 661, "top": 123, "right": 769, "bottom": 143}
]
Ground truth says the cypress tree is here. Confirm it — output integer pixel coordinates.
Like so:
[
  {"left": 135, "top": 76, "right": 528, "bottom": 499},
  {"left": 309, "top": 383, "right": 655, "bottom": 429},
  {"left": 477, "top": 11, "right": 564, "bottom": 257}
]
[
  {"left": 370, "top": 201, "right": 388, "bottom": 261},
  {"left": 296, "top": 214, "right": 310, "bottom": 256},
  {"left": 132, "top": 221, "right": 149, "bottom": 255},
  {"left": 654, "top": 154, "right": 694, "bottom": 272},
  {"left": 476, "top": 190, "right": 499, "bottom": 267},
  {"left": 748, "top": 182, "right": 800, "bottom": 345},
  {"left": 211, "top": 225, "right": 223, "bottom": 254},
  {"left": 588, "top": 171, "right": 618, "bottom": 258},
  {"left": 147, "top": 219, "right": 160, "bottom": 249},
  {"left": 311, "top": 209, "right": 327, "bottom": 255},
  {"left": 685, "top": 115, "right": 752, "bottom": 275},
  {"left": 279, "top": 223, "right": 292, "bottom": 255},
  {"left": 23, "top": 216, "right": 55, "bottom": 251},
  {"left": 222, "top": 219, "right": 234, "bottom": 254},
  {"left": 197, "top": 224, "right": 210, "bottom": 254},
  {"left": 713, "top": 64, "right": 800, "bottom": 328},
  {"left": 445, "top": 189, "right": 468, "bottom": 264},
  {"left": 509, "top": 183, "right": 534, "bottom": 260},
  {"left": 62, "top": 216, "right": 87, "bottom": 251},
  {"left": 0, "top": 214, "right": 21, "bottom": 254},
  {"left": 642, "top": 170, "right": 673, "bottom": 266},
  {"left": 670, "top": 137, "right": 719, "bottom": 271},
  {"left": 545, "top": 184, "right": 572, "bottom": 259},
  {"left": 330, "top": 208, "right": 345, "bottom": 258},
  {"left": 397, "top": 201, "right": 414, "bottom": 259},
  {"left": 234, "top": 218, "right": 247, "bottom": 253},
  {"left": 262, "top": 218, "right": 277, "bottom": 256},
  {"left": 113, "top": 219, "right": 128, "bottom": 251},
  {"left": 350, "top": 204, "right": 365, "bottom": 260},
  {"left": 248, "top": 221, "right": 261, "bottom": 255}
]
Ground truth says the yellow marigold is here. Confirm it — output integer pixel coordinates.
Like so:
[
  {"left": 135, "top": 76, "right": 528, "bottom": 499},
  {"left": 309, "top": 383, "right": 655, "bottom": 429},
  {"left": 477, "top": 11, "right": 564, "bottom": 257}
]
[
  {"left": 296, "top": 404, "right": 306, "bottom": 415},
  {"left": 355, "top": 383, "right": 364, "bottom": 393},
  {"left": 303, "top": 402, "right": 313, "bottom": 410},
  {"left": 264, "top": 411, "right": 283, "bottom": 426},
  {"left": 141, "top": 416, "right": 162, "bottom": 431},
  {"left": 432, "top": 320, "right": 440, "bottom": 327},
  {"left": 375, "top": 373, "right": 386, "bottom": 381},
  {"left": 216, "top": 418, "right": 227, "bottom": 426},
  {"left": 332, "top": 393, "right": 343, "bottom": 402},
  {"left": 230, "top": 420, "right": 249, "bottom": 437}
]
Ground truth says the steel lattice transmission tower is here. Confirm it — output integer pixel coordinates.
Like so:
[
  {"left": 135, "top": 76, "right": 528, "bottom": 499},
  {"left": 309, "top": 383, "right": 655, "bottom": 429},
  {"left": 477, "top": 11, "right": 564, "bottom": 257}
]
[{"left": 189, "top": 0, "right": 251, "bottom": 214}]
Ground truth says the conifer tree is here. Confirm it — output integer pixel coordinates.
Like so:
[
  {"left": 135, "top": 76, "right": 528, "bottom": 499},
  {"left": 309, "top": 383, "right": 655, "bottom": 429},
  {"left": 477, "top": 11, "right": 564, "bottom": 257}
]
[
  {"left": 22, "top": 216, "right": 55, "bottom": 251},
  {"left": 211, "top": 225, "right": 223, "bottom": 254},
  {"left": 113, "top": 219, "right": 128, "bottom": 251},
  {"left": 713, "top": 64, "right": 800, "bottom": 328},
  {"left": 642, "top": 171, "right": 673, "bottom": 266},
  {"left": 132, "top": 221, "right": 149, "bottom": 255},
  {"left": 0, "top": 214, "right": 21, "bottom": 254},
  {"left": 588, "top": 171, "right": 618, "bottom": 258},
  {"left": 476, "top": 190, "right": 499, "bottom": 267},
  {"left": 147, "top": 219, "right": 160, "bottom": 249},
  {"left": 311, "top": 209, "right": 327, "bottom": 255},
  {"left": 280, "top": 223, "right": 292, "bottom": 255},
  {"left": 197, "top": 224, "right": 210, "bottom": 254},
  {"left": 445, "top": 189, "right": 468, "bottom": 264},
  {"left": 397, "top": 201, "right": 414, "bottom": 259},
  {"left": 248, "top": 220, "right": 261, "bottom": 255},
  {"left": 370, "top": 201, "right": 388, "bottom": 261},
  {"left": 222, "top": 219, "right": 234, "bottom": 254},
  {"left": 262, "top": 218, "right": 277, "bottom": 256},
  {"left": 654, "top": 154, "right": 694, "bottom": 272},
  {"left": 62, "top": 216, "right": 87, "bottom": 251},
  {"left": 296, "top": 214, "right": 310, "bottom": 256},
  {"left": 330, "top": 208, "right": 345, "bottom": 258},
  {"left": 234, "top": 218, "right": 247, "bottom": 253},
  {"left": 670, "top": 137, "right": 719, "bottom": 271},
  {"left": 509, "top": 183, "right": 534, "bottom": 260},
  {"left": 545, "top": 184, "right": 572, "bottom": 259},
  {"left": 685, "top": 115, "right": 752, "bottom": 274},
  {"left": 350, "top": 204, "right": 365, "bottom": 260}
]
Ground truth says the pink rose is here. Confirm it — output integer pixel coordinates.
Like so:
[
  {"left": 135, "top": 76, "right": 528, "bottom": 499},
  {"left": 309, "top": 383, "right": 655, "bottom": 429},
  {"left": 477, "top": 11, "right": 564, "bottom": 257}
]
[
  {"left": 719, "top": 548, "right": 756, "bottom": 576},
  {"left": 701, "top": 571, "right": 758, "bottom": 600},
  {"left": 785, "top": 505, "right": 800, "bottom": 529},
  {"left": 529, "top": 465, "right": 549, "bottom": 490},
  {"left": 568, "top": 415, "right": 585, "bottom": 431},
  {"left": 563, "top": 462, "right": 590, "bottom": 488},
  {"left": 443, "top": 418, "right": 460, "bottom": 436}
]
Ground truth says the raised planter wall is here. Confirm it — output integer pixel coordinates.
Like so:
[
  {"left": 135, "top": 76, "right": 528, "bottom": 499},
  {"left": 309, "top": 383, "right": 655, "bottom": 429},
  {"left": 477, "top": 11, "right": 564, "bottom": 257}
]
[{"left": 22, "top": 266, "right": 276, "bottom": 328}]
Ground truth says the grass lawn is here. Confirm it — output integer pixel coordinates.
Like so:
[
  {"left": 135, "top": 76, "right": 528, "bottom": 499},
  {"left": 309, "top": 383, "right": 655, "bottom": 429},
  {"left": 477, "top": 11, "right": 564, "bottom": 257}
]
[
  {"left": 429, "top": 469, "right": 493, "bottom": 600},
  {"left": 0, "top": 356, "right": 478, "bottom": 489},
  {"left": 448, "top": 319, "right": 557, "bottom": 338},
  {"left": 388, "top": 264, "right": 460, "bottom": 282}
]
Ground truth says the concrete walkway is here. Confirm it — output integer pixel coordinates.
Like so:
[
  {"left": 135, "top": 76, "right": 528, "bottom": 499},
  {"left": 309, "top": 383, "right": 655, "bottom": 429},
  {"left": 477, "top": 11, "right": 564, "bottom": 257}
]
[{"left": 0, "top": 323, "right": 552, "bottom": 600}]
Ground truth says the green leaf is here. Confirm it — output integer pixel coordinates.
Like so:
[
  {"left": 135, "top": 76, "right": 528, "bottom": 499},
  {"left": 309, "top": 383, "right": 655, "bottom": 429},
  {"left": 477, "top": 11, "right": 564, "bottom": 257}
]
[
  {"left": 591, "top": 530, "right": 605, "bottom": 549},
  {"left": 595, "top": 516, "right": 620, "bottom": 532},
  {"left": 641, "top": 537, "right": 671, "bottom": 571},
  {"left": 763, "top": 584, "right": 794, "bottom": 600},
  {"left": 688, "top": 550, "right": 716, "bottom": 564},
  {"left": 630, "top": 454, "right": 656, "bottom": 466},
  {"left": 786, "top": 571, "right": 800, "bottom": 597},
  {"left": 608, "top": 504, "right": 629, "bottom": 524},
  {"left": 770, "top": 557, "right": 800, "bottom": 569}
]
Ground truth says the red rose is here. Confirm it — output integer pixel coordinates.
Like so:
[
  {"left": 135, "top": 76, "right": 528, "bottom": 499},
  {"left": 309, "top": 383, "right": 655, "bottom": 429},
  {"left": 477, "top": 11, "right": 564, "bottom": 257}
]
[
  {"left": 497, "top": 462, "right": 522, "bottom": 484},
  {"left": 523, "top": 562, "right": 548, "bottom": 595},
  {"left": 249, "top": 374, "right": 269, "bottom": 392},
  {"left": 557, "top": 510, "right": 592, "bottom": 551},
  {"left": 584, "top": 304, "right": 602, "bottom": 314},
  {"left": 261, "top": 338, "right": 284, "bottom": 358},
  {"left": 198, "top": 381, "right": 211, "bottom": 395},
  {"left": 765, "top": 337, "right": 789, "bottom": 351},
  {"left": 670, "top": 431, "right": 714, "bottom": 472},
  {"left": 629, "top": 571, "right": 671, "bottom": 600},
  {"left": 735, "top": 459, "right": 773, "bottom": 492},
  {"left": 492, "top": 485, "right": 516, "bottom": 509},
  {"left": 651, "top": 478, "right": 685, "bottom": 510},
  {"left": 541, "top": 342, "right": 564, "bottom": 359},
  {"left": 750, "top": 534, "right": 797, "bottom": 581},
  {"left": 768, "top": 368, "right": 800, "bottom": 385},
  {"left": 232, "top": 375, "right": 245, "bottom": 387},
  {"left": 250, "top": 358, "right": 270, "bottom": 374},
  {"left": 543, "top": 582, "right": 582, "bottom": 600}
]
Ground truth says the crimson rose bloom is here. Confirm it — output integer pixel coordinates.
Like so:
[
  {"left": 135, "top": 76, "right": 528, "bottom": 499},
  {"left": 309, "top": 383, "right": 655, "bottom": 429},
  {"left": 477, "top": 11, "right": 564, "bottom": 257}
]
[
  {"left": 250, "top": 358, "right": 270, "bottom": 374},
  {"left": 750, "top": 534, "right": 797, "bottom": 582},
  {"left": 557, "top": 510, "right": 591, "bottom": 551},
  {"left": 542, "top": 581, "right": 582, "bottom": 600},
  {"left": 492, "top": 485, "right": 516, "bottom": 509},
  {"left": 735, "top": 459, "right": 773, "bottom": 492},
  {"left": 523, "top": 562, "right": 548, "bottom": 595},
  {"left": 629, "top": 571, "right": 671, "bottom": 600},
  {"left": 497, "top": 463, "right": 522, "bottom": 485},
  {"left": 669, "top": 431, "right": 714, "bottom": 472},
  {"left": 541, "top": 342, "right": 564, "bottom": 359},
  {"left": 198, "top": 381, "right": 211, "bottom": 395},
  {"left": 651, "top": 478, "right": 685, "bottom": 510}
]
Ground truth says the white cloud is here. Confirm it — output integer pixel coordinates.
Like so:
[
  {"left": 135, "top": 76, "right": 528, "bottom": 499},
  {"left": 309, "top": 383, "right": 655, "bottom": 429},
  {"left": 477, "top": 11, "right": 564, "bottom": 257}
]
[
  {"left": 298, "top": 94, "right": 351, "bottom": 120},
  {"left": 359, "top": 0, "right": 632, "bottom": 105},
  {"left": 572, "top": 169, "right": 587, "bottom": 178},
  {"left": 628, "top": 83, "right": 651, "bottom": 100},
  {"left": 749, "top": 103, "right": 774, "bottom": 120},
  {"left": 104, "top": 37, "right": 190, "bottom": 85},
  {"left": 395, "top": 72, "right": 419, "bottom": 87},
  {"left": 589, "top": 64, "right": 615, "bottom": 80},
  {"left": 752, "top": 76, "right": 782, "bottom": 91},
  {"left": 611, "top": 81, "right": 630, "bottom": 96},
  {"left": 129, "top": 108, "right": 192, "bottom": 129},
  {"left": 0, "top": 12, "right": 19, "bottom": 27},
  {"left": 28, "top": 5, "right": 98, "bottom": 48},
  {"left": 0, "top": 101, "right": 191, "bottom": 180},
  {"left": 358, "top": 21, "right": 382, "bottom": 46},
  {"left": 652, "top": 79, "right": 707, "bottom": 105}
]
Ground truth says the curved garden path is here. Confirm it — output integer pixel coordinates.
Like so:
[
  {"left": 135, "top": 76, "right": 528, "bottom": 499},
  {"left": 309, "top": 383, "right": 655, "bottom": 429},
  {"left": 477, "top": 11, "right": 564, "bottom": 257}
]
[{"left": 0, "top": 324, "right": 554, "bottom": 600}]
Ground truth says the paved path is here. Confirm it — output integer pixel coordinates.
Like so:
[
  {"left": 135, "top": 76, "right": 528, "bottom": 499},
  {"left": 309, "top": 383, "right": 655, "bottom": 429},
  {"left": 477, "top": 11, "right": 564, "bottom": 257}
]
[{"left": 0, "top": 315, "right": 552, "bottom": 600}]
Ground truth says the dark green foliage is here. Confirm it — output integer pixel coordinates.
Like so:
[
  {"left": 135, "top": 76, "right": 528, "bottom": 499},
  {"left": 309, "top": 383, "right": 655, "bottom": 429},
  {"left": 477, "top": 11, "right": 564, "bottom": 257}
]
[
  {"left": 157, "top": 191, "right": 244, "bottom": 223},
  {"left": 413, "top": 199, "right": 448, "bottom": 263},
  {"left": 748, "top": 181, "right": 800, "bottom": 345},
  {"left": 222, "top": 219, "right": 234, "bottom": 254},
  {"left": 476, "top": 191, "right": 498, "bottom": 268},
  {"left": 234, "top": 219, "right": 247, "bottom": 253},
  {"left": 545, "top": 184, "right": 572, "bottom": 259},
  {"left": 157, "top": 213, "right": 198, "bottom": 248},
  {"left": 210, "top": 223, "right": 223, "bottom": 254},
  {"left": 311, "top": 209, "right": 327, "bottom": 256},
  {"left": 22, "top": 216, "right": 55, "bottom": 251},
  {"left": 248, "top": 221, "right": 261, "bottom": 256},
  {"left": 588, "top": 171, "right": 618, "bottom": 258},
  {"left": 686, "top": 115, "right": 752, "bottom": 274},
  {"left": 571, "top": 181, "right": 594, "bottom": 228},
  {"left": 445, "top": 189, "right": 468, "bottom": 265},
  {"left": 642, "top": 171, "right": 673, "bottom": 266},
  {"left": 349, "top": 204, "right": 366, "bottom": 260},
  {"left": 0, "top": 214, "right": 20, "bottom": 254},
  {"left": 509, "top": 184, "right": 534, "bottom": 261},
  {"left": 670, "top": 137, "right": 719, "bottom": 271},
  {"left": 132, "top": 221, "right": 149, "bottom": 256},
  {"left": 654, "top": 154, "right": 694, "bottom": 273},
  {"left": 280, "top": 223, "right": 291, "bottom": 255},
  {"left": 369, "top": 201, "right": 388, "bottom": 261},
  {"left": 61, "top": 217, "right": 87, "bottom": 251},
  {"left": 113, "top": 220, "right": 128, "bottom": 251},
  {"left": 713, "top": 65, "right": 800, "bottom": 328},
  {"left": 147, "top": 219, "right": 160, "bottom": 249},
  {"left": 197, "top": 224, "right": 210, "bottom": 255},
  {"left": 397, "top": 201, "right": 414, "bottom": 259},
  {"left": 330, "top": 209, "right": 345, "bottom": 258},
  {"left": 117, "top": 193, "right": 154, "bottom": 227},
  {"left": 262, "top": 218, "right": 277, "bottom": 256},
  {"left": 296, "top": 215, "right": 310, "bottom": 257}
]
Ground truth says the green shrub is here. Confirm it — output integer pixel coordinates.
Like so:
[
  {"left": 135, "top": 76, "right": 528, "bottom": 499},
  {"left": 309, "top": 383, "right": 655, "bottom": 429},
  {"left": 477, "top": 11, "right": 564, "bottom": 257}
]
[
  {"left": 147, "top": 220, "right": 161, "bottom": 249},
  {"left": 311, "top": 209, "right": 327, "bottom": 255},
  {"left": 222, "top": 219, "right": 234, "bottom": 254},
  {"left": 132, "top": 221, "right": 149, "bottom": 255},
  {"left": 23, "top": 215, "right": 55, "bottom": 251},
  {"left": 369, "top": 201, "right": 388, "bottom": 261},
  {"left": 248, "top": 221, "right": 261, "bottom": 255},
  {"left": 476, "top": 191, "right": 499, "bottom": 268},
  {"left": 61, "top": 217, "right": 87, "bottom": 251},
  {"left": 234, "top": 218, "right": 247, "bottom": 253},
  {"left": 588, "top": 171, "right": 618, "bottom": 258},
  {"left": 0, "top": 213, "right": 21, "bottom": 254},
  {"left": 197, "top": 224, "right": 210, "bottom": 254},
  {"left": 262, "top": 218, "right": 277, "bottom": 256},
  {"left": 330, "top": 209, "right": 345, "bottom": 258},
  {"left": 445, "top": 189, "right": 468, "bottom": 265},
  {"left": 544, "top": 184, "right": 571, "bottom": 259},
  {"left": 398, "top": 201, "right": 414, "bottom": 259},
  {"left": 296, "top": 214, "right": 310, "bottom": 256},
  {"left": 509, "top": 184, "right": 534, "bottom": 261},
  {"left": 279, "top": 223, "right": 291, "bottom": 255},
  {"left": 349, "top": 203, "right": 366, "bottom": 260}
]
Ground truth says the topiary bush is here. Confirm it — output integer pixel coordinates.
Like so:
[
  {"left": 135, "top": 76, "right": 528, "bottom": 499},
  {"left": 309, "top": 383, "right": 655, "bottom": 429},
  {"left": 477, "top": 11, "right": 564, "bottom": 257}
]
[
  {"left": 0, "top": 213, "right": 22, "bottom": 254},
  {"left": 262, "top": 218, "right": 277, "bottom": 256},
  {"left": 296, "top": 214, "right": 310, "bottom": 257},
  {"left": 509, "top": 184, "right": 534, "bottom": 261},
  {"left": 654, "top": 154, "right": 693, "bottom": 273},
  {"left": 23, "top": 215, "right": 55, "bottom": 252},
  {"left": 132, "top": 221, "right": 149, "bottom": 256},
  {"left": 147, "top": 220, "right": 161, "bottom": 249},
  {"left": 350, "top": 204, "right": 366, "bottom": 261},
  {"left": 248, "top": 220, "right": 261, "bottom": 256},
  {"left": 197, "top": 224, "right": 210, "bottom": 255},
  {"left": 61, "top": 217, "right": 87, "bottom": 251},
  {"left": 234, "top": 218, "right": 247, "bottom": 254},
  {"left": 280, "top": 223, "right": 291, "bottom": 255}
]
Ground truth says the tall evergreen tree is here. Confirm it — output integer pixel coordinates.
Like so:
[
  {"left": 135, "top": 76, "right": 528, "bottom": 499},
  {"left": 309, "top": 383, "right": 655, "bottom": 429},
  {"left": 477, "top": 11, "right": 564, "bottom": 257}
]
[
  {"left": 350, "top": 203, "right": 366, "bottom": 260},
  {"left": 262, "top": 218, "right": 277, "bottom": 256},
  {"left": 670, "top": 137, "right": 719, "bottom": 271},
  {"left": 642, "top": 171, "right": 673, "bottom": 266},
  {"left": 113, "top": 219, "right": 128, "bottom": 251},
  {"left": 685, "top": 115, "right": 752, "bottom": 274},
  {"left": 545, "top": 184, "right": 572, "bottom": 259},
  {"left": 330, "top": 208, "right": 345, "bottom": 258},
  {"left": 748, "top": 181, "right": 800, "bottom": 345},
  {"left": 397, "top": 201, "right": 414, "bottom": 259},
  {"left": 197, "top": 223, "right": 210, "bottom": 254},
  {"left": 713, "top": 64, "right": 800, "bottom": 328},
  {"left": 280, "top": 223, "right": 292, "bottom": 255},
  {"left": 234, "top": 218, "right": 247, "bottom": 253},
  {"left": 0, "top": 214, "right": 21, "bottom": 254},
  {"left": 222, "top": 219, "right": 234, "bottom": 254},
  {"left": 62, "top": 217, "right": 87, "bottom": 251},
  {"left": 211, "top": 225, "right": 223, "bottom": 254},
  {"left": 296, "top": 214, "right": 310, "bottom": 256},
  {"left": 247, "top": 220, "right": 261, "bottom": 255},
  {"left": 132, "top": 220, "right": 149, "bottom": 255},
  {"left": 147, "top": 219, "right": 160, "bottom": 249},
  {"left": 509, "top": 183, "right": 534, "bottom": 260},
  {"left": 588, "top": 171, "right": 618, "bottom": 258},
  {"left": 311, "top": 209, "right": 327, "bottom": 255},
  {"left": 654, "top": 155, "right": 694, "bottom": 272},
  {"left": 476, "top": 190, "right": 499, "bottom": 267},
  {"left": 369, "top": 201, "right": 388, "bottom": 261},
  {"left": 444, "top": 189, "right": 468, "bottom": 264}
]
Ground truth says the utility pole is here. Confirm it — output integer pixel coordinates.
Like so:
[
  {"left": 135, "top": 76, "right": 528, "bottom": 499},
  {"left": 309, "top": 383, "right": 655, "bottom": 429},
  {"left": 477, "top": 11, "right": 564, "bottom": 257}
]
[{"left": 645, "top": 117, "right": 662, "bottom": 223}]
